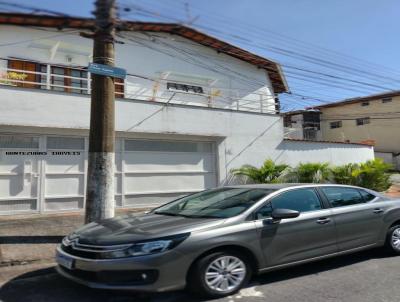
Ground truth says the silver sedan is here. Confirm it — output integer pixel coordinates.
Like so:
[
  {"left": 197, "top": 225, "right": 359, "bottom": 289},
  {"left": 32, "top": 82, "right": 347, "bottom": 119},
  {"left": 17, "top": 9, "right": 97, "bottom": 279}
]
[{"left": 56, "top": 184, "right": 400, "bottom": 298}]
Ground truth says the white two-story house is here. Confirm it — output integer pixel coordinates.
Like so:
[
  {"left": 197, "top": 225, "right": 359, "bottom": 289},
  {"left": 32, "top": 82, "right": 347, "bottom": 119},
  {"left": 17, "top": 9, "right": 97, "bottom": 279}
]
[{"left": 0, "top": 13, "right": 374, "bottom": 216}]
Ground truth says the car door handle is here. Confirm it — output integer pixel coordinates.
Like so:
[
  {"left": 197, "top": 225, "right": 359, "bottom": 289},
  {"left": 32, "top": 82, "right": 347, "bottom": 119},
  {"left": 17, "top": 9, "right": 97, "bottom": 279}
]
[
  {"left": 373, "top": 208, "right": 384, "bottom": 214},
  {"left": 316, "top": 218, "right": 331, "bottom": 224}
]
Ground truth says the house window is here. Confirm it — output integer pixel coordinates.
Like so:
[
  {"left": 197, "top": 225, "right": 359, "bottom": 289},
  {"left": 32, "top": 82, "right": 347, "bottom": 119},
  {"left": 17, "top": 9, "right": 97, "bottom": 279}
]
[
  {"left": 361, "top": 102, "right": 369, "bottom": 106},
  {"left": 0, "top": 135, "right": 39, "bottom": 149},
  {"left": 7, "top": 59, "right": 39, "bottom": 88},
  {"left": 51, "top": 66, "right": 68, "bottom": 92},
  {"left": 167, "top": 82, "right": 204, "bottom": 94},
  {"left": 6, "top": 59, "right": 124, "bottom": 96},
  {"left": 70, "top": 69, "right": 88, "bottom": 94},
  {"left": 330, "top": 121, "right": 342, "bottom": 129},
  {"left": 283, "top": 115, "right": 292, "bottom": 127},
  {"left": 356, "top": 117, "right": 370, "bottom": 126},
  {"left": 38, "top": 65, "right": 47, "bottom": 89},
  {"left": 47, "top": 66, "right": 89, "bottom": 94},
  {"left": 382, "top": 97, "right": 392, "bottom": 103},
  {"left": 304, "top": 128, "right": 317, "bottom": 140},
  {"left": 114, "top": 78, "right": 124, "bottom": 98},
  {"left": 47, "top": 136, "right": 84, "bottom": 150}
]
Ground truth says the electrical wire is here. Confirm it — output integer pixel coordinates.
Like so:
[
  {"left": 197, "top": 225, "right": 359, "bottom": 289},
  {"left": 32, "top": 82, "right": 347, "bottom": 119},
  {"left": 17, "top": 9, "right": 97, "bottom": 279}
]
[
  {"left": 124, "top": 0, "right": 400, "bottom": 83},
  {"left": 3, "top": 0, "right": 396, "bottom": 110},
  {"left": 119, "top": 2, "right": 400, "bottom": 85},
  {"left": 119, "top": 0, "right": 400, "bottom": 107}
]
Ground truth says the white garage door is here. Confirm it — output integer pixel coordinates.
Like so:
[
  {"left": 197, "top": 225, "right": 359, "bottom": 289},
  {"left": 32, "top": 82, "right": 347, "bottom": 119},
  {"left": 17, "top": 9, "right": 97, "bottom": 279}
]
[
  {"left": 121, "top": 139, "right": 217, "bottom": 207},
  {"left": 0, "top": 135, "right": 40, "bottom": 214},
  {"left": 0, "top": 135, "right": 87, "bottom": 214},
  {"left": 0, "top": 134, "right": 217, "bottom": 214},
  {"left": 43, "top": 136, "right": 86, "bottom": 211}
]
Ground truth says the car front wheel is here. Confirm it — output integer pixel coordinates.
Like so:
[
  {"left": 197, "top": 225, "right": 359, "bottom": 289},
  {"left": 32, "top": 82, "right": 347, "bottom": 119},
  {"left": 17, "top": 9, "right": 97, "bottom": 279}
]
[{"left": 187, "top": 251, "right": 252, "bottom": 298}]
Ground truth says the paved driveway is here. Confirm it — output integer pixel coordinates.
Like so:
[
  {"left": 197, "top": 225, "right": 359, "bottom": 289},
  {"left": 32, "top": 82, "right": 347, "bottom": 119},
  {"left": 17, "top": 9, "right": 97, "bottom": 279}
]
[{"left": 1, "top": 248, "right": 399, "bottom": 302}]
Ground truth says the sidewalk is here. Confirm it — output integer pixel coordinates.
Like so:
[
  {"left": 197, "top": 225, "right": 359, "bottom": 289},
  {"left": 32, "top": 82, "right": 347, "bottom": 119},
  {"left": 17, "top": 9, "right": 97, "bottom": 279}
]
[
  {"left": 0, "top": 208, "right": 149, "bottom": 285},
  {"left": 0, "top": 212, "right": 83, "bottom": 265}
]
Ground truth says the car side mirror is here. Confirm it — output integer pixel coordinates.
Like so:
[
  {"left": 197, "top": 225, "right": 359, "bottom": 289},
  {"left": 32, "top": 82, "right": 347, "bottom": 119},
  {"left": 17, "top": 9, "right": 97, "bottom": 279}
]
[{"left": 271, "top": 208, "right": 300, "bottom": 220}]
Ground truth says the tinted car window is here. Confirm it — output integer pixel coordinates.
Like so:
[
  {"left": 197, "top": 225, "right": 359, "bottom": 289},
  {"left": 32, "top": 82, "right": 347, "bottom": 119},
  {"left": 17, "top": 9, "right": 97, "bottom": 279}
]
[
  {"left": 256, "top": 188, "right": 322, "bottom": 219},
  {"left": 359, "top": 189, "right": 376, "bottom": 202},
  {"left": 256, "top": 203, "right": 273, "bottom": 219},
  {"left": 154, "top": 188, "right": 275, "bottom": 218},
  {"left": 321, "top": 187, "right": 365, "bottom": 207}
]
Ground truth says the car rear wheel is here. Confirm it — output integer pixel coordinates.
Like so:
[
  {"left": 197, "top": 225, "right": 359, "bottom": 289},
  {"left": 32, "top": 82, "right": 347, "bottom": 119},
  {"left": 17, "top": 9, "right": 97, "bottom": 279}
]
[
  {"left": 386, "top": 224, "right": 400, "bottom": 255},
  {"left": 187, "top": 251, "right": 252, "bottom": 298}
]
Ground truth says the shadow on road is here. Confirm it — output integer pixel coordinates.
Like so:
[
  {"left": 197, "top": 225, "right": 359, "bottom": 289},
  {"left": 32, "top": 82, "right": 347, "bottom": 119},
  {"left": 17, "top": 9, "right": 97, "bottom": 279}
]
[
  {"left": 0, "top": 248, "right": 394, "bottom": 302},
  {"left": 254, "top": 248, "right": 393, "bottom": 285}
]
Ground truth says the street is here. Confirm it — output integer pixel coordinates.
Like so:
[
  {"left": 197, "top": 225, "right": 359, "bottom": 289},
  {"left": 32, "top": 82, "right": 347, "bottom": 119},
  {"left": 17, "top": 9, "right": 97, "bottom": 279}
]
[{"left": 1, "top": 248, "right": 399, "bottom": 302}]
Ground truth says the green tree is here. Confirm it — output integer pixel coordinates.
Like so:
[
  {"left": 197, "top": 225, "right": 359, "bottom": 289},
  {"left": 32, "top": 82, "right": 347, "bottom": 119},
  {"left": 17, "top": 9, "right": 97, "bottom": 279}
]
[{"left": 232, "top": 159, "right": 289, "bottom": 183}]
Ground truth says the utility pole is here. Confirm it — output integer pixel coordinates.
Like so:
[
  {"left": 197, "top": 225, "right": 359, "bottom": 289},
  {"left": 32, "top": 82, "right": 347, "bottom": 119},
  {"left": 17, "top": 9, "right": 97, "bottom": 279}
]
[{"left": 85, "top": 0, "right": 117, "bottom": 223}]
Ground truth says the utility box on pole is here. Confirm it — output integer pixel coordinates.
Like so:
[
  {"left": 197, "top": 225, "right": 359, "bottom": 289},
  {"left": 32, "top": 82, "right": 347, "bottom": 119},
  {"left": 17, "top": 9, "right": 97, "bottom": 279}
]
[{"left": 85, "top": 0, "right": 117, "bottom": 223}]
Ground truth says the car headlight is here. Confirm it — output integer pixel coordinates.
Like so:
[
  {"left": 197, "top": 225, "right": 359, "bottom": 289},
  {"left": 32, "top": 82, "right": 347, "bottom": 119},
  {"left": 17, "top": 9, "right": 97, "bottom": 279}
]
[
  {"left": 128, "top": 240, "right": 173, "bottom": 256},
  {"left": 107, "top": 233, "right": 190, "bottom": 258}
]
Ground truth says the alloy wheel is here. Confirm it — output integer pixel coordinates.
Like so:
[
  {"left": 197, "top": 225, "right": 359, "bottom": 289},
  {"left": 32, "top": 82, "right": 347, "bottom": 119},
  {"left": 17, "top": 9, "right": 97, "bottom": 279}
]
[
  {"left": 391, "top": 227, "right": 400, "bottom": 251},
  {"left": 204, "top": 255, "right": 246, "bottom": 293}
]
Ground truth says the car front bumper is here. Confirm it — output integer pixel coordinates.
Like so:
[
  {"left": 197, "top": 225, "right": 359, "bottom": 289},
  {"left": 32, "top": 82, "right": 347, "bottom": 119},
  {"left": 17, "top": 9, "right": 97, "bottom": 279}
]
[{"left": 55, "top": 245, "right": 190, "bottom": 292}]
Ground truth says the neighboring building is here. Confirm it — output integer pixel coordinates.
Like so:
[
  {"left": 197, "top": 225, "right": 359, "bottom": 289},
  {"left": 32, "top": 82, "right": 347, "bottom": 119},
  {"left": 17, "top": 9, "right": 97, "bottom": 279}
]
[
  {"left": 283, "top": 109, "right": 322, "bottom": 140},
  {"left": 0, "top": 13, "right": 374, "bottom": 216},
  {"left": 314, "top": 91, "right": 400, "bottom": 169}
]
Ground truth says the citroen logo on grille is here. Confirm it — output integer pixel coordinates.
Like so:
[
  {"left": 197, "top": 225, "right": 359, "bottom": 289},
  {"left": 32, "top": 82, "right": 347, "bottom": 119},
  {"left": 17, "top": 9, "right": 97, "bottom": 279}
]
[
  {"left": 69, "top": 238, "right": 79, "bottom": 249},
  {"left": 63, "top": 236, "right": 80, "bottom": 249}
]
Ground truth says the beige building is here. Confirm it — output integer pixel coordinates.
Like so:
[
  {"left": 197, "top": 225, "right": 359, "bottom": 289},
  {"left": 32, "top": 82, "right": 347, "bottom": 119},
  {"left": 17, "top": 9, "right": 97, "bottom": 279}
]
[{"left": 315, "top": 91, "right": 400, "bottom": 168}]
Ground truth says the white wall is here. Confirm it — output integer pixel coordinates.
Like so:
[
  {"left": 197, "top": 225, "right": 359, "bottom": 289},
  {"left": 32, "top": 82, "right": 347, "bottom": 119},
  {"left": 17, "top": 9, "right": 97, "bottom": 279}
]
[
  {"left": 275, "top": 140, "right": 374, "bottom": 166},
  {"left": 375, "top": 151, "right": 400, "bottom": 170},
  {"left": 0, "top": 26, "right": 276, "bottom": 111},
  {"left": 0, "top": 87, "right": 376, "bottom": 181},
  {"left": 0, "top": 87, "right": 284, "bottom": 184}
]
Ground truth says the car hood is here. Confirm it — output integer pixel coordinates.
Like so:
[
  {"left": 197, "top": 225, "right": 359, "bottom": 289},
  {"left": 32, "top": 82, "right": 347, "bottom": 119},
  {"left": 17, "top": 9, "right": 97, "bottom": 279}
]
[{"left": 73, "top": 213, "right": 224, "bottom": 245}]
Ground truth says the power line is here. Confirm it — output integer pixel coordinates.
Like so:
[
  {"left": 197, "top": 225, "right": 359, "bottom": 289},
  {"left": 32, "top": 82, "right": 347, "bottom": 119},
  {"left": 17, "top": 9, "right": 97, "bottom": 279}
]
[
  {"left": 120, "top": 2, "right": 400, "bottom": 85},
  {"left": 0, "top": 29, "right": 81, "bottom": 47},
  {"left": 119, "top": 1, "right": 400, "bottom": 109},
  {"left": 2, "top": 2, "right": 394, "bottom": 109},
  {"left": 118, "top": 31, "right": 380, "bottom": 104},
  {"left": 136, "top": 31, "right": 394, "bottom": 94},
  {"left": 117, "top": 32, "right": 340, "bottom": 105},
  {"left": 128, "top": 0, "right": 400, "bottom": 82},
  {"left": 0, "top": 0, "right": 69, "bottom": 16}
]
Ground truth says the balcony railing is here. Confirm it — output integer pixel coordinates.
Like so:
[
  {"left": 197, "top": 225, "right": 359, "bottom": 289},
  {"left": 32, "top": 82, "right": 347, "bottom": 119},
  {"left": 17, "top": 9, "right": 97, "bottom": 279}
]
[{"left": 0, "top": 62, "right": 278, "bottom": 114}]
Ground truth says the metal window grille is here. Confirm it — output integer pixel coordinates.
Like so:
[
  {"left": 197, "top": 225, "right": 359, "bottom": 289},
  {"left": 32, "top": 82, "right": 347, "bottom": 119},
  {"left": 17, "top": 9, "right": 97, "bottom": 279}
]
[
  {"left": 0, "top": 135, "right": 39, "bottom": 148},
  {"left": 167, "top": 82, "right": 204, "bottom": 94},
  {"left": 356, "top": 117, "right": 370, "bottom": 126},
  {"left": 124, "top": 139, "right": 212, "bottom": 153},
  {"left": 330, "top": 121, "right": 342, "bottom": 129},
  {"left": 47, "top": 137, "right": 85, "bottom": 150}
]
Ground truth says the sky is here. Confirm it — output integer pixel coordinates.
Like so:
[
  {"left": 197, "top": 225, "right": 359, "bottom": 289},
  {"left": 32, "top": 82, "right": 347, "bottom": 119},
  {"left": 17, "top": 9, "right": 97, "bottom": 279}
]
[{"left": 2, "top": 0, "right": 400, "bottom": 111}]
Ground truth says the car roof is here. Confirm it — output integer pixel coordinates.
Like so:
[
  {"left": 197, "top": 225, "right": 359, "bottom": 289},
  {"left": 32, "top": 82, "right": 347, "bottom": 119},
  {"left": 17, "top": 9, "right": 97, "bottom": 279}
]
[
  {"left": 223, "top": 183, "right": 374, "bottom": 191},
  {"left": 225, "top": 183, "right": 306, "bottom": 190}
]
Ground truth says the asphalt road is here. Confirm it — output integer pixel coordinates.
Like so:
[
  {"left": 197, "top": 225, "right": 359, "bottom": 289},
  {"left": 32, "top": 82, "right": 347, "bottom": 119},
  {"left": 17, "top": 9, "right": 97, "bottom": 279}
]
[{"left": 1, "top": 249, "right": 399, "bottom": 302}]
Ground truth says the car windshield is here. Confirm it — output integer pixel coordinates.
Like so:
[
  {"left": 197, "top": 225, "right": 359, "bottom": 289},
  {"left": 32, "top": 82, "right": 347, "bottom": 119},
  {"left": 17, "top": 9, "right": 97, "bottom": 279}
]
[{"left": 154, "top": 188, "right": 276, "bottom": 218}]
